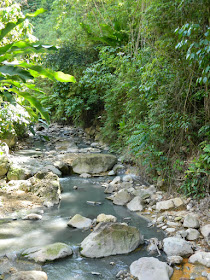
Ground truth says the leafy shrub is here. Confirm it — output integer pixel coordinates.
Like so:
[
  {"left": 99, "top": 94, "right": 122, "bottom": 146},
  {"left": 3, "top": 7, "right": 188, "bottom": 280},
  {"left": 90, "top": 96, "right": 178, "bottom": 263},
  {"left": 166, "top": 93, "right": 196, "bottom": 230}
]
[{"left": 180, "top": 142, "right": 210, "bottom": 198}]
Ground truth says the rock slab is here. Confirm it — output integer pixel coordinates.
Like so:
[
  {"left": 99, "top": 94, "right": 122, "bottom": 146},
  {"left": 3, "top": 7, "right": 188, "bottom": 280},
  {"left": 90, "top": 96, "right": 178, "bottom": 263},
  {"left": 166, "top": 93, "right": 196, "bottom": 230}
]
[
  {"left": 72, "top": 154, "right": 117, "bottom": 174},
  {"left": 130, "top": 257, "right": 173, "bottom": 280},
  {"left": 22, "top": 242, "right": 72, "bottom": 263},
  {"left": 80, "top": 222, "right": 144, "bottom": 258}
]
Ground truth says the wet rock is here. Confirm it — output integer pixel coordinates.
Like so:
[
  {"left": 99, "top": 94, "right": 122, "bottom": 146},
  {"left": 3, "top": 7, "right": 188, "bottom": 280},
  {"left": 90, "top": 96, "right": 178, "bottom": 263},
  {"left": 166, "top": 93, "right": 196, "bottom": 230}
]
[
  {"left": 156, "top": 199, "right": 174, "bottom": 211},
  {"left": 96, "top": 213, "right": 117, "bottom": 223},
  {"left": 130, "top": 257, "right": 173, "bottom": 280},
  {"left": 163, "top": 237, "right": 193, "bottom": 257},
  {"left": 113, "top": 189, "right": 132, "bottom": 206},
  {"left": 72, "top": 154, "right": 117, "bottom": 174},
  {"left": 22, "top": 214, "right": 42, "bottom": 220},
  {"left": 167, "top": 256, "right": 183, "bottom": 265},
  {"left": 200, "top": 224, "right": 210, "bottom": 245},
  {"left": 80, "top": 222, "right": 143, "bottom": 258},
  {"left": 54, "top": 161, "right": 70, "bottom": 175},
  {"left": 30, "top": 172, "right": 61, "bottom": 206},
  {"left": 186, "top": 228, "right": 200, "bottom": 241},
  {"left": 189, "top": 251, "right": 210, "bottom": 267},
  {"left": 22, "top": 242, "right": 72, "bottom": 263},
  {"left": 79, "top": 173, "right": 91, "bottom": 178},
  {"left": 42, "top": 165, "right": 62, "bottom": 177},
  {"left": 9, "top": 270, "right": 48, "bottom": 280},
  {"left": 183, "top": 214, "right": 200, "bottom": 229},
  {"left": 127, "top": 197, "right": 144, "bottom": 212},
  {"left": 67, "top": 214, "right": 92, "bottom": 229}
]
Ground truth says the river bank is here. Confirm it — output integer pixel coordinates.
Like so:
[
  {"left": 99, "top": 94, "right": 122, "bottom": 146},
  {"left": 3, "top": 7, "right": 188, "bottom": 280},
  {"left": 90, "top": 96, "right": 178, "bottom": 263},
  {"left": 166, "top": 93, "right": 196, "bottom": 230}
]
[{"left": 0, "top": 123, "right": 209, "bottom": 280}]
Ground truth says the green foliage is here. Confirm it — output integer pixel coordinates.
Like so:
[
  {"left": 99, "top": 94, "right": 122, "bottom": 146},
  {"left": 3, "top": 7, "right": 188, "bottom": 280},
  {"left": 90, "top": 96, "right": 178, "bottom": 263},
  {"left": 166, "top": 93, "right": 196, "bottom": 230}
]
[
  {"left": 30, "top": 0, "right": 209, "bottom": 198},
  {"left": 0, "top": 1, "right": 76, "bottom": 126},
  {"left": 180, "top": 142, "right": 210, "bottom": 198}
]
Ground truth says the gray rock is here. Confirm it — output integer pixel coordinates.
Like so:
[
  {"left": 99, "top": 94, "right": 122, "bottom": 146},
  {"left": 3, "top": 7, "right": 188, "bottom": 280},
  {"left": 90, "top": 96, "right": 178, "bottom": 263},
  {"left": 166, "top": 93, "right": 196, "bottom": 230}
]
[
  {"left": 42, "top": 165, "right": 62, "bottom": 177},
  {"left": 67, "top": 214, "right": 92, "bottom": 229},
  {"left": 22, "top": 242, "right": 73, "bottom": 263},
  {"left": 54, "top": 161, "right": 70, "bottom": 175},
  {"left": 186, "top": 228, "right": 200, "bottom": 241},
  {"left": 7, "top": 164, "right": 27, "bottom": 181},
  {"left": 183, "top": 214, "right": 200, "bottom": 228},
  {"left": 110, "top": 176, "right": 121, "bottom": 185},
  {"left": 172, "top": 197, "right": 184, "bottom": 208},
  {"left": 108, "top": 170, "right": 115, "bottom": 176},
  {"left": 104, "top": 184, "right": 118, "bottom": 194},
  {"left": 133, "top": 189, "right": 151, "bottom": 200},
  {"left": 127, "top": 197, "right": 144, "bottom": 212},
  {"left": 30, "top": 172, "right": 61, "bottom": 206},
  {"left": 113, "top": 189, "right": 132, "bottom": 206},
  {"left": 72, "top": 154, "right": 117, "bottom": 174},
  {"left": 0, "top": 152, "right": 10, "bottom": 176},
  {"left": 163, "top": 237, "right": 193, "bottom": 257},
  {"left": 156, "top": 199, "right": 174, "bottom": 211},
  {"left": 122, "top": 175, "right": 133, "bottom": 183},
  {"left": 9, "top": 270, "right": 48, "bottom": 280},
  {"left": 80, "top": 222, "right": 143, "bottom": 258},
  {"left": 96, "top": 213, "right": 117, "bottom": 223},
  {"left": 200, "top": 224, "right": 210, "bottom": 245},
  {"left": 130, "top": 257, "right": 173, "bottom": 280},
  {"left": 22, "top": 214, "right": 42, "bottom": 220},
  {"left": 167, "top": 256, "right": 183, "bottom": 265},
  {"left": 79, "top": 173, "right": 91, "bottom": 178},
  {"left": 189, "top": 251, "right": 210, "bottom": 268}
]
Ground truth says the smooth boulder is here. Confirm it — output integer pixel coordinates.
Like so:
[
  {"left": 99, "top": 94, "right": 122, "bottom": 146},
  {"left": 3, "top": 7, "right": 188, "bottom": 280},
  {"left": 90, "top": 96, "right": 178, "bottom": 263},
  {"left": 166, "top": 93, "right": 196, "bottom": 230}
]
[
  {"left": 80, "top": 222, "right": 143, "bottom": 258},
  {"left": 22, "top": 242, "right": 72, "bottom": 263},
  {"left": 9, "top": 271, "right": 47, "bottom": 280},
  {"left": 189, "top": 251, "right": 210, "bottom": 268},
  {"left": 72, "top": 154, "right": 117, "bottom": 174},
  {"left": 67, "top": 214, "right": 92, "bottom": 229},
  {"left": 130, "top": 257, "right": 173, "bottom": 280},
  {"left": 163, "top": 237, "right": 193, "bottom": 257}
]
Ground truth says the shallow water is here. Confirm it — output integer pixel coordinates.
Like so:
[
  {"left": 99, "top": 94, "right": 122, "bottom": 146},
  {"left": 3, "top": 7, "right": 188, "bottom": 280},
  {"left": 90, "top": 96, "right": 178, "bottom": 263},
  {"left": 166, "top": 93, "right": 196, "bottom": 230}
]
[{"left": 0, "top": 176, "right": 165, "bottom": 279}]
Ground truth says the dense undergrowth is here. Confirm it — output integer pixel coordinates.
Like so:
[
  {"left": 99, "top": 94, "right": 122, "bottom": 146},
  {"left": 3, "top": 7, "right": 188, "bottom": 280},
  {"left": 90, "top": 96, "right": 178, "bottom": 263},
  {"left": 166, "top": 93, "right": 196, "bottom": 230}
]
[{"left": 1, "top": 0, "right": 209, "bottom": 197}]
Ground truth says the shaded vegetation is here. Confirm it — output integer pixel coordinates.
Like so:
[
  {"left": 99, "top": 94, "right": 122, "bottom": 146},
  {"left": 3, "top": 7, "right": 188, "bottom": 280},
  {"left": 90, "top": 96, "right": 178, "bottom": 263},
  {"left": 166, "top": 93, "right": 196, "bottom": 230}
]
[{"left": 1, "top": 0, "right": 209, "bottom": 197}]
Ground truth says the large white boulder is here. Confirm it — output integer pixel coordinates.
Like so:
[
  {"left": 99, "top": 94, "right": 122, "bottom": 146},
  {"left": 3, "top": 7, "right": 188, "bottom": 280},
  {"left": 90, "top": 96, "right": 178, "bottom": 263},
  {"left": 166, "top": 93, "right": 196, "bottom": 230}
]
[
  {"left": 163, "top": 237, "right": 193, "bottom": 257},
  {"left": 130, "top": 257, "right": 173, "bottom": 280},
  {"left": 72, "top": 154, "right": 117, "bottom": 174},
  {"left": 80, "top": 222, "right": 144, "bottom": 258}
]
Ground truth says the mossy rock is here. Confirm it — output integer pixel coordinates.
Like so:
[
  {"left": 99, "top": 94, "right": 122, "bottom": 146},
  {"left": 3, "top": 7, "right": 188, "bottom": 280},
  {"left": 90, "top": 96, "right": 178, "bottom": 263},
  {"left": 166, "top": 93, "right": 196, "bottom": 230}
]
[{"left": 22, "top": 242, "right": 73, "bottom": 263}]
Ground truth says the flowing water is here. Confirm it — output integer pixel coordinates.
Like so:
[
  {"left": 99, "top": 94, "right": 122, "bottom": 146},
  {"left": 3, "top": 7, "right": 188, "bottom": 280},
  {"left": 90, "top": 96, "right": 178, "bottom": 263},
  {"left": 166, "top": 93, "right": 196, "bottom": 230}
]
[{"left": 0, "top": 175, "right": 165, "bottom": 279}]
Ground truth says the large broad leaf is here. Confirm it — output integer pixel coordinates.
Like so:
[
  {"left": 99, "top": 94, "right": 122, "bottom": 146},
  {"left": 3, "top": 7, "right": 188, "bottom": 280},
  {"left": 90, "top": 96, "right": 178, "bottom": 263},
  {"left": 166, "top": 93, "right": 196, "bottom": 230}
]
[
  {"left": 0, "top": 65, "right": 33, "bottom": 82},
  {"left": 19, "top": 62, "right": 76, "bottom": 82},
  {"left": 7, "top": 87, "right": 50, "bottom": 122}
]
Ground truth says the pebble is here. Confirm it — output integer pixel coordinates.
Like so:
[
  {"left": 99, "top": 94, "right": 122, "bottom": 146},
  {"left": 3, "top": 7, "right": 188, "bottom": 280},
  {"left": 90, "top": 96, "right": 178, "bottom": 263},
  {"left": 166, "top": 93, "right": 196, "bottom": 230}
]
[{"left": 166, "top": 228, "right": 176, "bottom": 233}]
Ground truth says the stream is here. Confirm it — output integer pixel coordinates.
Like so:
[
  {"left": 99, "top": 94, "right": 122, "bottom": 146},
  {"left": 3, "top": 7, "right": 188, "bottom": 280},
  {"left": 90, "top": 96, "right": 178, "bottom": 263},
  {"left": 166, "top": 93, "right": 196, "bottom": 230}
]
[{"left": 0, "top": 174, "right": 165, "bottom": 279}]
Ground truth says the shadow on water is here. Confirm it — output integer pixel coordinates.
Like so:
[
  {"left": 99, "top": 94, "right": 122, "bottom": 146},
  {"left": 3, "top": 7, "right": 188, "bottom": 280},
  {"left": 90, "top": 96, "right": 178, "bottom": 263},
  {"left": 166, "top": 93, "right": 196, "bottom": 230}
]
[{"left": 0, "top": 176, "right": 165, "bottom": 279}]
